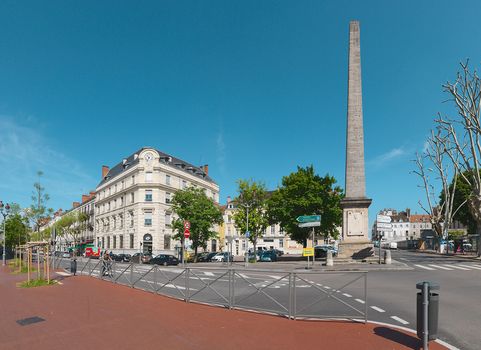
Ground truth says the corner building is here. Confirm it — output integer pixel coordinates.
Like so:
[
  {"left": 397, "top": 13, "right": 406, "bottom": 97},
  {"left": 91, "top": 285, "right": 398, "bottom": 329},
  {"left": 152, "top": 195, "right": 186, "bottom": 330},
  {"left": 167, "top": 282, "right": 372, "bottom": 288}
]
[{"left": 94, "top": 147, "right": 219, "bottom": 255}]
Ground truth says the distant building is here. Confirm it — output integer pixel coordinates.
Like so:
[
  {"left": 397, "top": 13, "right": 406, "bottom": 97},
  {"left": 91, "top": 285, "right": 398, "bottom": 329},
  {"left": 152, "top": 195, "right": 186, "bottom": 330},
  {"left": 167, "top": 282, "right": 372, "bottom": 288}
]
[
  {"left": 94, "top": 147, "right": 219, "bottom": 256},
  {"left": 373, "top": 208, "right": 432, "bottom": 242}
]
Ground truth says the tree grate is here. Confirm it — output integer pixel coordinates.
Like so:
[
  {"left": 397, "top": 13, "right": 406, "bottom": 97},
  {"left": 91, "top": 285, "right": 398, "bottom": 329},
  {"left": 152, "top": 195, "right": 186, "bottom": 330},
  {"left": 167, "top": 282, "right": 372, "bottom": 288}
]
[{"left": 16, "top": 316, "right": 45, "bottom": 326}]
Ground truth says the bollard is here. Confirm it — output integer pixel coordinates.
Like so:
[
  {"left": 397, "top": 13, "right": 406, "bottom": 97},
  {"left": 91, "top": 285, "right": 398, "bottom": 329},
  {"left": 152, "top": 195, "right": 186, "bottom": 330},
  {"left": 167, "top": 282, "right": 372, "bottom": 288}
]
[
  {"left": 326, "top": 250, "right": 334, "bottom": 267},
  {"left": 416, "top": 281, "right": 439, "bottom": 349},
  {"left": 70, "top": 258, "right": 77, "bottom": 276},
  {"left": 384, "top": 250, "right": 392, "bottom": 265}
]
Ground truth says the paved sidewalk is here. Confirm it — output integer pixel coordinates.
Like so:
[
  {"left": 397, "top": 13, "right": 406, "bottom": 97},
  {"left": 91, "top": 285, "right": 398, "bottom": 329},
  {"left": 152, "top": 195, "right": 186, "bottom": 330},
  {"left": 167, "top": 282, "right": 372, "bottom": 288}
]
[{"left": 1, "top": 265, "right": 449, "bottom": 350}]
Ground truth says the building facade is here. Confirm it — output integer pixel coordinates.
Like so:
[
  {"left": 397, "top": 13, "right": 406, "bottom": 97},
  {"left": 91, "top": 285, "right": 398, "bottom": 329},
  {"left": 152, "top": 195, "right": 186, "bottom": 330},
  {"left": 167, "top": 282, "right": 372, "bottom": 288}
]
[{"left": 94, "top": 147, "right": 219, "bottom": 255}]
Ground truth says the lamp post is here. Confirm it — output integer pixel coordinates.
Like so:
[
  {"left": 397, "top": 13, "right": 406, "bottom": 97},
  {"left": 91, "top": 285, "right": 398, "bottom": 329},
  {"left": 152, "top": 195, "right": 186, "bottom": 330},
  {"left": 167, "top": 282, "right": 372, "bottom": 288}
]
[{"left": 0, "top": 201, "right": 12, "bottom": 266}]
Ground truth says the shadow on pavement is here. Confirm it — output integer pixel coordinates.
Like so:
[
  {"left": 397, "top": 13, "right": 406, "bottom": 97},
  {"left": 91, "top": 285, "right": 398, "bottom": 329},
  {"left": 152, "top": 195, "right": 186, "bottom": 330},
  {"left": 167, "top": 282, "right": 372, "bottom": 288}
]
[{"left": 373, "top": 326, "right": 422, "bottom": 350}]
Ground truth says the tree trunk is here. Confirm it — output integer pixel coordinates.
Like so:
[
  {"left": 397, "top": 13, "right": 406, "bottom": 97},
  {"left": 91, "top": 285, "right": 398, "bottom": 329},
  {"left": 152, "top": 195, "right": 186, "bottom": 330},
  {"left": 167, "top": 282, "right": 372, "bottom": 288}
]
[{"left": 194, "top": 246, "right": 198, "bottom": 262}]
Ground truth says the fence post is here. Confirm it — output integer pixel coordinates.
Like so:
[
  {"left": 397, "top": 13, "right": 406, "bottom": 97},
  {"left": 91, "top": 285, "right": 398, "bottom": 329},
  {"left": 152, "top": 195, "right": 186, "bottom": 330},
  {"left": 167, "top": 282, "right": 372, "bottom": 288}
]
[
  {"left": 153, "top": 265, "right": 157, "bottom": 293},
  {"left": 186, "top": 268, "right": 190, "bottom": 302},
  {"left": 288, "top": 272, "right": 293, "bottom": 320},
  {"left": 293, "top": 272, "right": 297, "bottom": 320},
  {"left": 364, "top": 272, "right": 368, "bottom": 324},
  {"left": 228, "top": 269, "right": 232, "bottom": 309},
  {"left": 130, "top": 263, "right": 134, "bottom": 288}
]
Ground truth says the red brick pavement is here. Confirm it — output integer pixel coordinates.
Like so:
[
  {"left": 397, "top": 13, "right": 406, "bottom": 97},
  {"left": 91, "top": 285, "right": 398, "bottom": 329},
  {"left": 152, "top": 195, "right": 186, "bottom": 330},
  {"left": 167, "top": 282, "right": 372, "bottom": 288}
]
[{"left": 0, "top": 265, "right": 448, "bottom": 350}]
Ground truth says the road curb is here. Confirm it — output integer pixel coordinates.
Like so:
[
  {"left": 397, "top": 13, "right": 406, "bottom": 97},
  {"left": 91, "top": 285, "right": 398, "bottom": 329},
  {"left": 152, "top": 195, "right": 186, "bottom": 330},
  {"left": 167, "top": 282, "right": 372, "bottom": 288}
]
[{"left": 354, "top": 319, "right": 460, "bottom": 350}]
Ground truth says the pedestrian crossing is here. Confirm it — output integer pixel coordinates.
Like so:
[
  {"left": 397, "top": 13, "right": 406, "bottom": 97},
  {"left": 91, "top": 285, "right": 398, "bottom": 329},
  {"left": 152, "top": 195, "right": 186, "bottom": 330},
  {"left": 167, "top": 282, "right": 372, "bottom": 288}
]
[{"left": 413, "top": 263, "right": 481, "bottom": 272}]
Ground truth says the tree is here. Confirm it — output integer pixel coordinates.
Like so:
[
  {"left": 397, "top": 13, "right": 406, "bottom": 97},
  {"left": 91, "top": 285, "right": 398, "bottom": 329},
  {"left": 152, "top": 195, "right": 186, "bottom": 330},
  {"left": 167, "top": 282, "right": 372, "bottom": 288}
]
[
  {"left": 435, "top": 62, "right": 481, "bottom": 256},
  {"left": 171, "top": 187, "right": 223, "bottom": 260},
  {"left": 5, "top": 212, "right": 29, "bottom": 249},
  {"left": 232, "top": 180, "right": 269, "bottom": 254},
  {"left": 27, "top": 171, "right": 53, "bottom": 233},
  {"left": 267, "top": 166, "right": 343, "bottom": 246},
  {"left": 413, "top": 129, "right": 466, "bottom": 250},
  {"left": 447, "top": 171, "right": 478, "bottom": 234},
  {"left": 55, "top": 211, "right": 90, "bottom": 251}
]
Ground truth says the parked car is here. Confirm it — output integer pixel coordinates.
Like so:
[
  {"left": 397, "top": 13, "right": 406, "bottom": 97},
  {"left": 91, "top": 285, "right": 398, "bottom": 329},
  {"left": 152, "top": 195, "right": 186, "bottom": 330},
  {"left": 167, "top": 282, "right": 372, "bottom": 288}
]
[
  {"left": 314, "top": 245, "right": 338, "bottom": 259},
  {"left": 61, "top": 251, "right": 70, "bottom": 258},
  {"left": 131, "top": 253, "right": 152, "bottom": 264},
  {"left": 111, "top": 253, "right": 131, "bottom": 262},
  {"left": 211, "top": 252, "right": 233, "bottom": 262},
  {"left": 197, "top": 252, "right": 214, "bottom": 262},
  {"left": 259, "top": 250, "right": 277, "bottom": 262},
  {"left": 271, "top": 249, "right": 284, "bottom": 257},
  {"left": 201, "top": 252, "right": 219, "bottom": 262},
  {"left": 150, "top": 254, "right": 179, "bottom": 266}
]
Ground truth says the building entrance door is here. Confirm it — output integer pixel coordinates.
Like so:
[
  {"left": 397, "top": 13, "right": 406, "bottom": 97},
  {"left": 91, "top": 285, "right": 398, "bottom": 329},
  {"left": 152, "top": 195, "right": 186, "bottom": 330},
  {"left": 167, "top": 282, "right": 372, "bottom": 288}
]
[{"left": 143, "top": 234, "right": 153, "bottom": 254}]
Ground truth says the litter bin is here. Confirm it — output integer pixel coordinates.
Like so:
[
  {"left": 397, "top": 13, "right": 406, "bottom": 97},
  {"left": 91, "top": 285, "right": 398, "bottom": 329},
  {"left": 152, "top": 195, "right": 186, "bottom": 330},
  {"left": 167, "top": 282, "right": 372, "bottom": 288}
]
[
  {"left": 70, "top": 258, "right": 77, "bottom": 276},
  {"left": 416, "top": 281, "right": 439, "bottom": 341}
]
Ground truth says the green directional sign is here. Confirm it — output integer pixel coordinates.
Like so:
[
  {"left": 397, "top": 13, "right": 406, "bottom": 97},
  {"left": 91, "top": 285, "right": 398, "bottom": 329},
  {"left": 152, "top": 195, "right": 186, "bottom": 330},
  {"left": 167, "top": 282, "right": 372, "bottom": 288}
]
[{"left": 296, "top": 215, "right": 321, "bottom": 223}]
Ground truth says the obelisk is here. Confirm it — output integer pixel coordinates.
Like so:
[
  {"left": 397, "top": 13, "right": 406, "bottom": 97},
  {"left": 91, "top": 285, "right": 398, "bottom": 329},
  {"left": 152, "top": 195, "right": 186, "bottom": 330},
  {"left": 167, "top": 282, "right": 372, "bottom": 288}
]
[{"left": 339, "top": 21, "right": 373, "bottom": 259}]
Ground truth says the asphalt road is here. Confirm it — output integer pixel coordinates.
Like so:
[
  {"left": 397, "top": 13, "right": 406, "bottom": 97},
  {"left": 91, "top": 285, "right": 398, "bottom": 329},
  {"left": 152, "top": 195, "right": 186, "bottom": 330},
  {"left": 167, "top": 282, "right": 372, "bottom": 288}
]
[{"left": 57, "top": 251, "right": 481, "bottom": 350}]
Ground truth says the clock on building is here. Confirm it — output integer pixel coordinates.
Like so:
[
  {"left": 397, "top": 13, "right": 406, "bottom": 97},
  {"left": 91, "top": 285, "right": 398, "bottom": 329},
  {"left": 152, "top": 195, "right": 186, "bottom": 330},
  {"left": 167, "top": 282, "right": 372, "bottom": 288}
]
[{"left": 145, "top": 152, "right": 153, "bottom": 162}]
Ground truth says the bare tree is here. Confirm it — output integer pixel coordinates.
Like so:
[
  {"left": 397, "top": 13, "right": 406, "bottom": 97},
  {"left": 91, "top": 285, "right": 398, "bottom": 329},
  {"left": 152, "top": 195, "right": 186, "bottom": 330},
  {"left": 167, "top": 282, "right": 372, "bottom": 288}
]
[
  {"left": 413, "top": 129, "right": 466, "bottom": 252},
  {"left": 436, "top": 61, "right": 481, "bottom": 256}
]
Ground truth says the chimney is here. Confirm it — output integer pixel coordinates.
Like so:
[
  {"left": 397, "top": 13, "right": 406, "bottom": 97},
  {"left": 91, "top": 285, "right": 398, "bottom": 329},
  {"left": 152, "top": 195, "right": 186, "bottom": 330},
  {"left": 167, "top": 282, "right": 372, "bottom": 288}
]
[
  {"left": 203, "top": 164, "right": 209, "bottom": 176},
  {"left": 406, "top": 208, "right": 411, "bottom": 218},
  {"left": 102, "top": 165, "right": 109, "bottom": 178},
  {"left": 72, "top": 202, "right": 80, "bottom": 208},
  {"left": 82, "top": 194, "right": 89, "bottom": 203}
]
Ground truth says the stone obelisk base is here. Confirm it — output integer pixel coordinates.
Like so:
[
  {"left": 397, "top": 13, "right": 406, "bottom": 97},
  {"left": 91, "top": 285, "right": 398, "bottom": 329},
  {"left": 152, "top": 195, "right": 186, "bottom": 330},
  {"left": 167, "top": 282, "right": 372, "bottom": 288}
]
[{"left": 338, "top": 198, "right": 374, "bottom": 260}]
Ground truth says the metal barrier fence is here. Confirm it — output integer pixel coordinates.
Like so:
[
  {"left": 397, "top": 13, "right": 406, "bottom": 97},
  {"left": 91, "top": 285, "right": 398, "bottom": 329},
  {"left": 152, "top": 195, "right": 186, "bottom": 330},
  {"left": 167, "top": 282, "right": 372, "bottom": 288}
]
[{"left": 50, "top": 256, "right": 368, "bottom": 322}]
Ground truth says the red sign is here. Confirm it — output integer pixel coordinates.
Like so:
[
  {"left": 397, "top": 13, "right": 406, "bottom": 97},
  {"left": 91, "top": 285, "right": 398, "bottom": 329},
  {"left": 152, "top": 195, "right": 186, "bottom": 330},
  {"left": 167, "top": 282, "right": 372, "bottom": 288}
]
[
  {"left": 184, "top": 229, "right": 190, "bottom": 239},
  {"left": 184, "top": 221, "right": 191, "bottom": 230}
]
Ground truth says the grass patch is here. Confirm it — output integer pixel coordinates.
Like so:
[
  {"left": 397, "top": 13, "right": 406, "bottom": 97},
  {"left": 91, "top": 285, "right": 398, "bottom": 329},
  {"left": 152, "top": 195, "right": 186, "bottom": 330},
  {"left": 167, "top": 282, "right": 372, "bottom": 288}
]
[
  {"left": 11, "top": 266, "right": 37, "bottom": 274},
  {"left": 18, "top": 279, "right": 57, "bottom": 288}
]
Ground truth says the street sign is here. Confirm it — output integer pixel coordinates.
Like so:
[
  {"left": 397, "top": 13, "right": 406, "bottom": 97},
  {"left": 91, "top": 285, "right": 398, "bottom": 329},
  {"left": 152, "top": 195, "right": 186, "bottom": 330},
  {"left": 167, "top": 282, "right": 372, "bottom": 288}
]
[
  {"left": 184, "top": 228, "right": 190, "bottom": 239},
  {"left": 296, "top": 215, "right": 321, "bottom": 223},
  {"left": 245, "top": 231, "right": 250, "bottom": 238},
  {"left": 377, "top": 222, "right": 393, "bottom": 229},
  {"left": 184, "top": 221, "right": 191, "bottom": 230},
  {"left": 298, "top": 222, "right": 321, "bottom": 228},
  {"left": 302, "top": 248, "right": 314, "bottom": 257},
  {"left": 376, "top": 215, "right": 391, "bottom": 223}
]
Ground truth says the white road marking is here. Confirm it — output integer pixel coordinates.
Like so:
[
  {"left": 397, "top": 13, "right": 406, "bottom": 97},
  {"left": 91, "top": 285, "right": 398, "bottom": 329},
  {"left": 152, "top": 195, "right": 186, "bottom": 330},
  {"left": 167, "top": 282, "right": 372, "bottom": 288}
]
[
  {"left": 414, "top": 264, "right": 435, "bottom": 270},
  {"left": 268, "top": 275, "right": 282, "bottom": 280},
  {"left": 446, "top": 265, "right": 470, "bottom": 270},
  {"left": 428, "top": 264, "right": 453, "bottom": 270},
  {"left": 324, "top": 286, "right": 331, "bottom": 289},
  {"left": 459, "top": 264, "right": 481, "bottom": 270},
  {"left": 56, "top": 271, "right": 71, "bottom": 276},
  {"left": 204, "top": 272, "right": 215, "bottom": 276},
  {"left": 342, "top": 293, "right": 352, "bottom": 298},
  {"left": 355, "top": 298, "right": 365, "bottom": 304},
  {"left": 140, "top": 279, "right": 197, "bottom": 291},
  {"left": 370, "top": 306, "right": 385, "bottom": 313},
  {"left": 316, "top": 283, "right": 323, "bottom": 287},
  {"left": 390, "top": 316, "right": 409, "bottom": 325}
]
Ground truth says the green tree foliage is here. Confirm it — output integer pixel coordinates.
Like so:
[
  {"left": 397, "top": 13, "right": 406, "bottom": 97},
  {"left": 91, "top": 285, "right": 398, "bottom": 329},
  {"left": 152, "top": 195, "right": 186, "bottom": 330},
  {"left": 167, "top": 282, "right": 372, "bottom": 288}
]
[
  {"left": 171, "top": 187, "right": 223, "bottom": 259},
  {"left": 232, "top": 180, "right": 269, "bottom": 253},
  {"left": 446, "top": 172, "right": 477, "bottom": 234},
  {"left": 55, "top": 211, "right": 90, "bottom": 247},
  {"left": 4, "top": 212, "right": 29, "bottom": 249},
  {"left": 267, "top": 166, "right": 343, "bottom": 246},
  {"left": 27, "top": 171, "right": 53, "bottom": 233}
]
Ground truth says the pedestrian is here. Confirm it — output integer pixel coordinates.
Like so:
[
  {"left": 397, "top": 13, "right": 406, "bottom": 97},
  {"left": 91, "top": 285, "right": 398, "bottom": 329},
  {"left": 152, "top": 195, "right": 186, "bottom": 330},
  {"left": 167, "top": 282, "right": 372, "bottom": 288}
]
[
  {"left": 101, "top": 250, "right": 112, "bottom": 276},
  {"left": 70, "top": 256, "right": 77, "bottom": 276}
]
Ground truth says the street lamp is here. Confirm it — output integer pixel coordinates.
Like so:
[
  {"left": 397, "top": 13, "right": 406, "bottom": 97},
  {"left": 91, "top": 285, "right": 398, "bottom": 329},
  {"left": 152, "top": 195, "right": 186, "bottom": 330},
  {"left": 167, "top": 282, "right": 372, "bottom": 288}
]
[{"left": 0, "top": 201, "right": 12, "bottom": 266}]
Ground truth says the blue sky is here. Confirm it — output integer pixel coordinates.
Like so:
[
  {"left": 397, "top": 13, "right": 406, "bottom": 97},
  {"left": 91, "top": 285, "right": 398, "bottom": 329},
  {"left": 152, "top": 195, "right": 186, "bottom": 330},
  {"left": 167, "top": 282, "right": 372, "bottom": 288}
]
[{"left": 1, "top": 0, "right": 480, "bottom": 226}]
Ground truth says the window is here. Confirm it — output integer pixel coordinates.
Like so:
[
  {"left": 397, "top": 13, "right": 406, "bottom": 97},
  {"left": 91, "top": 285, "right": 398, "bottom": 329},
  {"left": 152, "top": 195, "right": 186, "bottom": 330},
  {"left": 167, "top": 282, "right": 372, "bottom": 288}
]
[
  {"left": 144, "top": 210, "right": 152, "bottom": 226},
  {"left": 182, "top": 180, "right": 187, "bottom": 189},
  {"left": 120, "top": 235, "right": 124, "bottom": 249},
  {"left": 271, "top": 225, "right": 275, "bottom": 235},
  {"left": 108, "top": 202, "right": 111, "bottom": 211},
  {"left": 129, "top": 234, "right": 134, "bottom": 249},
  {"left": 102, "top": 237, "right": 105, "bottom": 248},
  {"left": 279, "top": 239, "right": 284, "bottom": 248},
  {"left": 119, "top": 214, "right": 123, "bottom": 229},
  {"left": 113, "top": 216, "right": 116, "bottom": 229},
  {"left": 131, "top": 192, "right": 134, "bottom": 204},
  {"left": 109, "top": 187, "right": 111, "bottom": 196},
  {"left": 165, "top": 212, "right": 171, "bottom": 226},
  {"left": 113, "top": 236, "right": 117, "bottom": 249},
  {"left": 166, "top": 174, "right": 171, "bottom": 185},
  {"left": 115, "top": 184, "right": 117, "bottom": 193},
  {"left": 131, "top": 175, "right": 135, "bottom": 185},
  {"left": 145, "top": 171, "right": 153, "bottom": 183},
  {"left": 120, "top": 196, "right": 124, "bottom": 206},
  {"left": 113, "top": 199, "right": 117, "bottom": 209},
  {"left": 227, "top": 215, "right": 231, "bottom": 223},
  {"left": 164, "top": 235, "right": 171, "bottom": 250},
  {"left": 121, "top": 180, "right": 124, "bottom": 189},
  {"left": 107, "top": 236, "right": 111, "bottom": 249},
  {"left": 129, "top": 211, "right": 134, "bottom": 227},
  {"left": 165, "top": 192, "right": 171, "bottom": 204},
  {"left": 145, "top": 190, "right": 153, "bottom": 202}
]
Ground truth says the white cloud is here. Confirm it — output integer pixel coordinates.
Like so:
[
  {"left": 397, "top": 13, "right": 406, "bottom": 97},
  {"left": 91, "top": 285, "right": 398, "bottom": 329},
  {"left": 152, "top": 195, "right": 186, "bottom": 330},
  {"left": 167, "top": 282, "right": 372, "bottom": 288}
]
[
  {"left": 0, "top": 116, "right": 96, "bottom": 210},
  {"left": 369, "top": 146, "right": 407, "bottom": 166}
]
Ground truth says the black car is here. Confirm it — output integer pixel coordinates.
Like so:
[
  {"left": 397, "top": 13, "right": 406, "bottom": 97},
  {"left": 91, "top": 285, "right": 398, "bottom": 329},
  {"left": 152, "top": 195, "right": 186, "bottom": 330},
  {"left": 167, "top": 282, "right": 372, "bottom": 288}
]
[
  {"left": 198, "top": 252, "right": 218, "bottom": 262},
  {"left": 112, "top": 253, "right": 131, "bottom": 262},
  {"left": 149, "top": 254, "right": 179, "bottom": 266}
]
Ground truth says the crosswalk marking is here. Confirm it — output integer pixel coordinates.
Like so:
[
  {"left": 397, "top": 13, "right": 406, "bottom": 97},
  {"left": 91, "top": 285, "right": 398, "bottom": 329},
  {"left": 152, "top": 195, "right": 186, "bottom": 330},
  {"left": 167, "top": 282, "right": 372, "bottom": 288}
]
[
  {"left": 414, "top": 264, "right": 435, "bottom": 270},
  {"left": 342, "top": 293, "right": 352, "bottom": 297},
  {"left": 390, "top": 316, "right": 409, "bottom": 325},
  {"left": 370, "top": 306, "right": 385, "bottom": 313},
  {"left": 355, "top": 298, "right": 365, "bottom": 304},
  {"left": 204, "top": 272, "right": 215, "bottom": 276},
  {"left": 459, "top": 264, "right": 481, "bottom": 270},
  {"left": 428, "top": 264, "right": 453, "bottom": 270},
  {"left": 445, "top": 265, "right": 470, "bottom": 270}
]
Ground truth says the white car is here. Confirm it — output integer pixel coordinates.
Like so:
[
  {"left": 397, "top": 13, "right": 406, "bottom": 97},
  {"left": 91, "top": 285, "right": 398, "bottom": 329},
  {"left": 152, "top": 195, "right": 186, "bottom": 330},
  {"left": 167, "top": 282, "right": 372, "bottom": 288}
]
[{"left": 211, "top": 252, "right": 233, "bottom": 262}]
